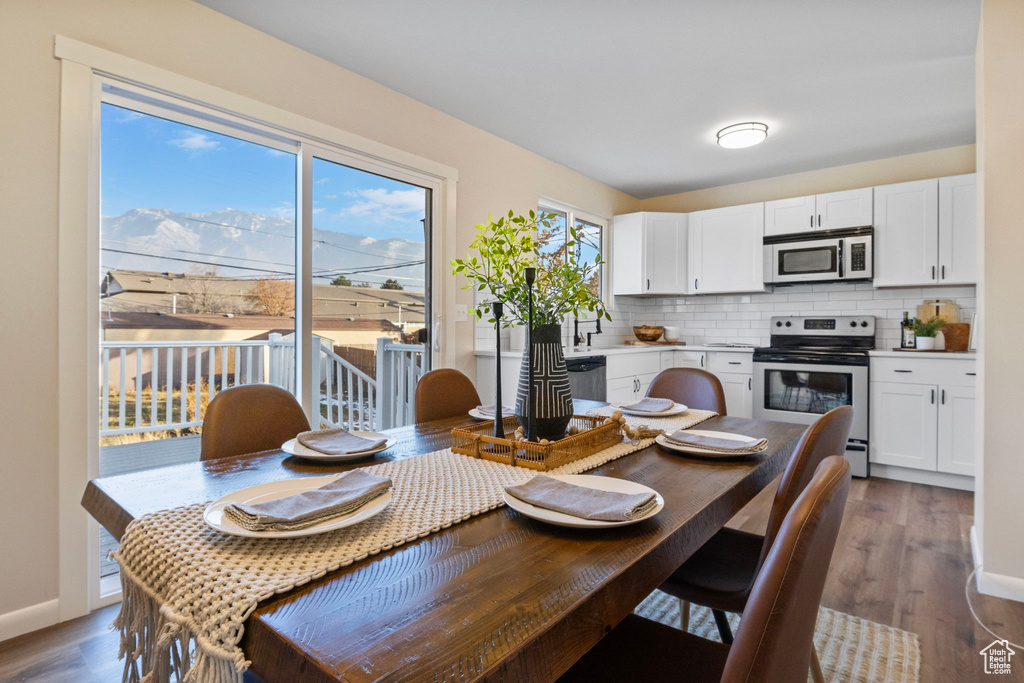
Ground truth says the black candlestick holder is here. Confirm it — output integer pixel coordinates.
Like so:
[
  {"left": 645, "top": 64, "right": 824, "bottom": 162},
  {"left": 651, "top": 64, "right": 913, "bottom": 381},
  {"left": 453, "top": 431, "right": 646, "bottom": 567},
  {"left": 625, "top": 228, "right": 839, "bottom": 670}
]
[
  {"left": 492, "top": 300, "right": 504, "bottom": 439},
  {"left": 525, "top": 267, "right": 536, "bottom": 441}
]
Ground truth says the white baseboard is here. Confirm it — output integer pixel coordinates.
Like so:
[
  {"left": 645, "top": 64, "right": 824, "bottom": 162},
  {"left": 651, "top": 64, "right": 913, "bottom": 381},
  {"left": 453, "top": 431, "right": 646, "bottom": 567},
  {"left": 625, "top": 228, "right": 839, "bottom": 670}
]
[
  {"left": 869, "top": 464, "right": 975, "bottom": 491},
  {"left": 971, "top": 526, "right": 1024, "bottom": 604},
  {"left": 0, "top": 599, "right": 59, "bottom": 643}
]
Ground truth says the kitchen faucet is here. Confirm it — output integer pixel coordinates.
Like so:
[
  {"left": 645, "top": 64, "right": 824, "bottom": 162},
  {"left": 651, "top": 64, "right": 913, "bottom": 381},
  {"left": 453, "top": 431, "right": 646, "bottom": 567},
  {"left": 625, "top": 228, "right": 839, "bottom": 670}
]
[{"left": 573, "top": 317, "right": 602, "bottom": 348}]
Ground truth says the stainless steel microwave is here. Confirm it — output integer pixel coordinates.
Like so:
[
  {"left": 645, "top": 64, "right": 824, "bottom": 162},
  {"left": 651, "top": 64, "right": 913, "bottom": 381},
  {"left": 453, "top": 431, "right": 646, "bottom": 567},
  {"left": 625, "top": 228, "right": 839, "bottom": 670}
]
[{"left": 763, "top": 227, "right": 873, "bottom": 285}]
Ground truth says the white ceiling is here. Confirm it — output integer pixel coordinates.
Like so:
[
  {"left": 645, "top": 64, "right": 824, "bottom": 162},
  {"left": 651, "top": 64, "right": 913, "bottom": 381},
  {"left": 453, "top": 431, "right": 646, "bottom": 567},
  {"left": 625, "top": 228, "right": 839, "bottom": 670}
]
[{"left": 198, "top": 0, "right": 980, "bottom": 199}]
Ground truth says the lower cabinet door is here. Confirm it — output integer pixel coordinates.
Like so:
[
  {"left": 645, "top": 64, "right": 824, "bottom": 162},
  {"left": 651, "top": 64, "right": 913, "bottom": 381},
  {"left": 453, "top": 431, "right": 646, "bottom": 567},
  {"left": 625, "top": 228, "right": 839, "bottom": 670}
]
[
  {"left": 607, "top": 376, "right": 637, "bottom": 404},
  {"left": 636, "top": 372, "right": 660, "bottom": 400},
  {"left": 937, "top": 385, "right": 976, "bottom": 476},
  {"left": 870, "top": 382, "right": 938, "bottom": 470},
  {"left": 718, "top": 372, "right": 753, "bottom": 418}
]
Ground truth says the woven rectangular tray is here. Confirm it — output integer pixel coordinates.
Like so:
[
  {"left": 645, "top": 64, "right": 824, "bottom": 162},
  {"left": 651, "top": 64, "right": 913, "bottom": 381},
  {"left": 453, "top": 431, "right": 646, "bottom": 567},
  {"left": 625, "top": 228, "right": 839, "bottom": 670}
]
[{"left": 451, "top": 414, "right": 623, "bottom": 471}]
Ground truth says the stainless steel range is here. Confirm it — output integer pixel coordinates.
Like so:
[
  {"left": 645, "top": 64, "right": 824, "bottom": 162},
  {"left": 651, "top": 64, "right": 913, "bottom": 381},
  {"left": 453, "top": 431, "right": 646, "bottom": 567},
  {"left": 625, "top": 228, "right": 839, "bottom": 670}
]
[{"left": 753, "top": 315, "right": 874, "bottom": 477}]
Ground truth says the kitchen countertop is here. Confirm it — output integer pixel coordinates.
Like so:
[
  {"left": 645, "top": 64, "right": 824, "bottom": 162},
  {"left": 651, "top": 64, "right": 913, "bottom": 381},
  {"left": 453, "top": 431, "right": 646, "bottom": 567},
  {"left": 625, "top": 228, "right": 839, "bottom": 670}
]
[
  {"left": 475, "top": 344, "right": 756, "bottom": 358},
  {"left": 868, "top": 350, "right": 977, "bottom": 359}
]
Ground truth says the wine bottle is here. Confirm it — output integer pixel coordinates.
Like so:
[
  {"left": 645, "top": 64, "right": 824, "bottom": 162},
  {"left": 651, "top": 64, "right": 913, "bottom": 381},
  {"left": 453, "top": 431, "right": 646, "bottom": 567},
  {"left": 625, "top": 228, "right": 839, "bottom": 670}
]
[{"left": 901, "top": 311, "right": 915, "bottom": 348}]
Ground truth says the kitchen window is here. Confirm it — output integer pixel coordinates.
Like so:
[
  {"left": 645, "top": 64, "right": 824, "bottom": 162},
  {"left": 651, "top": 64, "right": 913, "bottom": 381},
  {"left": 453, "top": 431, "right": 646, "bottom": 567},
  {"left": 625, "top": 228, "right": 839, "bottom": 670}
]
[{"left": 537, "top": 200, "right": 606, "bottom": 301}]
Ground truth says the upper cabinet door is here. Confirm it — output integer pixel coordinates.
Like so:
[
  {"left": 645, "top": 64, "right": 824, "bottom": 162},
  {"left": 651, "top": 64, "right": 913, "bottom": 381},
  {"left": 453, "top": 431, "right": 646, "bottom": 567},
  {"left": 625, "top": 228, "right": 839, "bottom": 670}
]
[
  {"left": 873, "top": 178, "right": 939, "bottom": 287},
  {"left": 689, "top": 203, "right": 765, "bottom": 293},
  {"left": 938, "top": 173, "right": 977, "bottom": 285},
  {"left": 764, "top": 195, "right": 816, "bottom": 236},
  {"left": 815, "top": 188, "right": 874, "bottom": 230},
  {"left": 645, "top": 213, "right": 689, "bottom": 294}
]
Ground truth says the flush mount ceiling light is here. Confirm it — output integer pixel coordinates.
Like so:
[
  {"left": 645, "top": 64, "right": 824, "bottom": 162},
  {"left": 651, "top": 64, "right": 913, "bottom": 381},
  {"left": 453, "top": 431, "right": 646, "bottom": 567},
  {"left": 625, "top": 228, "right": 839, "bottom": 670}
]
[{"left": 716, "top": 122, "right": 768, "bottom": 149}]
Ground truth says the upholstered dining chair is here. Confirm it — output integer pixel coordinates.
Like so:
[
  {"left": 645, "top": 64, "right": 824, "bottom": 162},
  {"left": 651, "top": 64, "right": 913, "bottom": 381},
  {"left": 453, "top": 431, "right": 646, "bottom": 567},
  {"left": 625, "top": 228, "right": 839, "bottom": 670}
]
[
  {"left": 661, "top": 404, "right": 854, "bottom": 682},
  {"left": 558, "top": 456, "right": 852, "bottom": 683},
  {"left": 200, "top": 384, "right": 311, "bottom": 461},
  {"left": 414, "top": 368, "right": 482, "bottom": 423},
  {"left": 646, "top": 367, "right": 728, "bottom": 414}
]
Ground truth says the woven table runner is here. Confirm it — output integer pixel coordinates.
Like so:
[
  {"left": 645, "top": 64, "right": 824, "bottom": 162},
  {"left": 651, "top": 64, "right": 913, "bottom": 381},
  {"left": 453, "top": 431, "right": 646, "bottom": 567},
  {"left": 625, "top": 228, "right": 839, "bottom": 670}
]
[{"left": 112, "top": 409, "right": 716, "bottom": 683}]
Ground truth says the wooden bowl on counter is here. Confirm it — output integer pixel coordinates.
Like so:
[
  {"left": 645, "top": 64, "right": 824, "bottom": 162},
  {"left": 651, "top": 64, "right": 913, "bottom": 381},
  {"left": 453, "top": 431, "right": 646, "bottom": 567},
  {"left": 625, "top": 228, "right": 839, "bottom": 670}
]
[{"left": 633, "top": 325, "right": 664, "bottom": 342}]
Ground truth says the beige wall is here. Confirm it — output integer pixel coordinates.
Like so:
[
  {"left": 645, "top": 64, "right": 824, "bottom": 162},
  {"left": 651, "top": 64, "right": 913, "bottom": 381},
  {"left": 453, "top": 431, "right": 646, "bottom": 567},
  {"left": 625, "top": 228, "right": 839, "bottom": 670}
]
[
  {"left": 0, "top": 0, "right": 635, "bottom": 618},
  {"left": 976, "top": 0, "right": 1024, "bottom": 591},
  {"left": 638, "top": 145, "right": 976, "bottom": 213}
]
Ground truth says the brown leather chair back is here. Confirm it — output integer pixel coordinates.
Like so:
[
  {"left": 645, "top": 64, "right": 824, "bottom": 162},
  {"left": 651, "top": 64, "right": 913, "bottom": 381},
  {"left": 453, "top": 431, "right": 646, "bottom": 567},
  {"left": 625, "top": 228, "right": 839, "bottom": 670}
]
[
  {"left": 762, "top": 405, "right": 854, "bottom": 554},
  {"left": 721, "top": 456, "right": 851, "bottom": 683},
  {"left": 414, "top": 368, "right": 482, "bottom": 423},
  {"left": 200, "top": 384, "right": 311, "bottom": 461},
  {"left": 645, "top": 367, "right": 728, "bottom": 415}
]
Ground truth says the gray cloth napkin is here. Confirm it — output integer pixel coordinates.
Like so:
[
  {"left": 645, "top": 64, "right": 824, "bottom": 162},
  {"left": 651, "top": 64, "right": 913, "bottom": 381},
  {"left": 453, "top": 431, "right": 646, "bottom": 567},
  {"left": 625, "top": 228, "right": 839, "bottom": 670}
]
[
  {"left": 504, "top": 475, "right": 659, "bottom": 522},
  {"left": 663, "top": 429, "right": 768, "bottom": 454},
  {"left": 223, "top": 470, "right": 393, "bottom": 532},
  {"left": 296, "top": 428, "right": 387, "bottom": 455},
  {"left": 476, "top": 404, "right": 513, "bottom": 417},
  {"left": 621, "top": 397, "right": 675, "bottom": 413}
]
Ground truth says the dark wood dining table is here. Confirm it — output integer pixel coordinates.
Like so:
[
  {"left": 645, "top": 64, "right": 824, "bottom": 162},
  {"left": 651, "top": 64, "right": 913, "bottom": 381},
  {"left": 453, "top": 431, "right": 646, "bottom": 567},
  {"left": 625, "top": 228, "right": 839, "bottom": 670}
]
[{"left": 82, "top": 399, "right": 807, "bottom": 683}]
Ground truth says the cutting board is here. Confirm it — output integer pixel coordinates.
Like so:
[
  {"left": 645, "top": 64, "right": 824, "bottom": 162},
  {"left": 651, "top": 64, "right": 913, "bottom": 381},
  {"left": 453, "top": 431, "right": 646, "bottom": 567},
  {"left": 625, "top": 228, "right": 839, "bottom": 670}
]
[{"left": 916, "top": 299, "right": 960, "bottom": 323}]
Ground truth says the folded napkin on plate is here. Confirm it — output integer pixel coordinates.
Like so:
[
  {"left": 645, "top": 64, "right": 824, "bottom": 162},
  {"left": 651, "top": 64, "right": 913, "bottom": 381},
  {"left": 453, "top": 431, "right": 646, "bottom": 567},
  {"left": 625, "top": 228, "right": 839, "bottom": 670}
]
[
  {"left": 476, "top": 404, "right": 513, "bottom": 417},
  {"left": 620, "top": 397, "right": 674, "bottom": 413},
  {"left": 663, "top": 429, "right": 768, "bottom": 454},
  {"left": 504, "top": 475, "right": 658, "bottom": 522},
  {"left": 296, "top": 428, "right": 386, "bottom": 455},
  {"left": 223, "top": 470, "right": 392, "bottom": 532}
]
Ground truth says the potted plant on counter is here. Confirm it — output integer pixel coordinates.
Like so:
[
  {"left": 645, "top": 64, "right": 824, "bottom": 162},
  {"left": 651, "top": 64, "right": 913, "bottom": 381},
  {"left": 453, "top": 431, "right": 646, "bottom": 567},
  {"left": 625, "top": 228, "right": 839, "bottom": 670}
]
[
  {"left": 451, "top": 210, "right": 609, "bottom": 441},
  {"left": 913, "top": 315, "right": 946, "bottom": 350}
]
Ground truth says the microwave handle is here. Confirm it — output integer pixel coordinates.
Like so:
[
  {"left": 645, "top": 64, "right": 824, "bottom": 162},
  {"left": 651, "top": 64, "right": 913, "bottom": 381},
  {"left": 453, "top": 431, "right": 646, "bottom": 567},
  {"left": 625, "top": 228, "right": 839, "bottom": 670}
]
[{"left": 837, "top": 239, "right": 844, "bottom": 279}]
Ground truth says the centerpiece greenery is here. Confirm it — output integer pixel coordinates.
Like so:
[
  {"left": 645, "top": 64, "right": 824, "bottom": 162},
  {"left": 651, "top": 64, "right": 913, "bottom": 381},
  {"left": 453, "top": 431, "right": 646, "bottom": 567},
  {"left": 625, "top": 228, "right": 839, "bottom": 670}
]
[
  {"left": 450, "top": 210, "right": 610, "bottom": 328},
  {"left": 913, "top": 315, "right": 946, "bottom": 350}
]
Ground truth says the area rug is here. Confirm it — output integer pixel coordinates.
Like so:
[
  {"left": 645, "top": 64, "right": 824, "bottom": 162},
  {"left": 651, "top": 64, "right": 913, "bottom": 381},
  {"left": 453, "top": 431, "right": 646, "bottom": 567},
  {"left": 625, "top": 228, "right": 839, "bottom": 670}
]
[{"left": 635, "top": 590, "right": 921, "bottom": 683}]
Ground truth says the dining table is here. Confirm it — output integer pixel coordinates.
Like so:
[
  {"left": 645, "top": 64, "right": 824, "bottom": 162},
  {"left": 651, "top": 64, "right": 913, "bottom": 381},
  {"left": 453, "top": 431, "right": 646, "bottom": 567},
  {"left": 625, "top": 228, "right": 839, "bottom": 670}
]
[{"left": 82, "top": 399, "right": 807, "bottom": 683}]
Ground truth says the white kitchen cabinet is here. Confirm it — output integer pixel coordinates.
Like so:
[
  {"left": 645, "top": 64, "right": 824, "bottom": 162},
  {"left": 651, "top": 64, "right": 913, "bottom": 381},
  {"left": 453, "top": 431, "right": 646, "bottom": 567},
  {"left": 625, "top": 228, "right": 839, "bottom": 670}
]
[
  {"left": 937, "top": 385, "right": 976, "bottom": 476},
  {"left": 673, "top": 350, "right": 706, "bottom": 370},
  {"left": 689, "top": 203, "right": 764, "bottom": 294},
  {"left": 870, "top": 381, "right": 939, "bottom": 470},
  {"left": 873, "top": 178, "right": 939, "bottom": 287},
  {"left": 869, "top": 356, "right": 976, "bottom": 477},
  {"left": 607, "top": 353, "right": 662, "bottom": 403},
  {"left": 718, "top": 372, "right": 753, "bottom": 418},
  {"left": 874, "top": 175, "right": 976, "bottom": 287},
  {"left": 611, "top": 212, "right": 689, "bottom": 295},
  {"left": 938, "top": 173, "right": 977, "bottom": 285},
  {"left": 764, "top": 189, "right": 872, "bottom": 236},
  {"left": 816, "top": 188, "right": 874, "bottom": 231}
]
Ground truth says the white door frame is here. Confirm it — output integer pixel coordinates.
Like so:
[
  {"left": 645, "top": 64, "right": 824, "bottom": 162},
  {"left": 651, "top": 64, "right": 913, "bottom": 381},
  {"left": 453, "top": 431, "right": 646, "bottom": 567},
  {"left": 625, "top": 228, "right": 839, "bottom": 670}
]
[{"left": 55, "top": 36, "right": 458, "bottom": 619}]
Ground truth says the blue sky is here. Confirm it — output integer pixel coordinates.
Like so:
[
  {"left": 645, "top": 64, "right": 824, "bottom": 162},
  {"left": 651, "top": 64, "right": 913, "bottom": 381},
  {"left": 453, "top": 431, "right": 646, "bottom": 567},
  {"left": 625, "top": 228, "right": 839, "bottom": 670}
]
[{"left": 100, "top": 103, "right": 426, "bottom": 241}]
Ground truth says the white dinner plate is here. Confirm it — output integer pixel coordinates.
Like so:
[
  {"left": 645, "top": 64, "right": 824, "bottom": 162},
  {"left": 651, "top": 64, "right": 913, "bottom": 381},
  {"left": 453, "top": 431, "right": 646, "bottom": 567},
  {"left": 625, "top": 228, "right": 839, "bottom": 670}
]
[
  {"left": 610, "top": 401, "right": 688, "bottom": 417},
  {"left": 655, "top": 429, "right": 765, "bottom": 458},
  {"left": 281, "top": 432, "right": 397, "bottom": 462},
  {"left": 503, "top": 474, "right": 664, "bottom": 529},
  {"left": 468, "top": 408, "right": 515, "bottom": 420},
  {"left": 203, "top": 475, "right": 392, "bottom": 539}
]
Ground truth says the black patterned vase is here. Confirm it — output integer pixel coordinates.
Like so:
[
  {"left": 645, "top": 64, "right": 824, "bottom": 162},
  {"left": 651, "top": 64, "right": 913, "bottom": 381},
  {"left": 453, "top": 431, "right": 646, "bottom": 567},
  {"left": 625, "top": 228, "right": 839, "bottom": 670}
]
[{"left": 515, "top": 323, "right": 573, "bottom": 441}]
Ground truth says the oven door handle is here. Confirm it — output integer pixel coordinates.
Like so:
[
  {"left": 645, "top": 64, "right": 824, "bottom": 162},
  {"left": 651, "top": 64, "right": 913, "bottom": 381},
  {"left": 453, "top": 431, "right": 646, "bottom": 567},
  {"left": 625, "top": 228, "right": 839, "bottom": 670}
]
[{"left": 837, "top": 239, "right": 844, "bottom": 279}]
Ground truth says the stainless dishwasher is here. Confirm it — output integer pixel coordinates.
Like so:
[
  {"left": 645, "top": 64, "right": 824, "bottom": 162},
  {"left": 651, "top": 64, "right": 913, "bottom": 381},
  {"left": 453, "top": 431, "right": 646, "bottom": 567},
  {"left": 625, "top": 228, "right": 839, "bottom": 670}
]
[{"left": 565, "top": 356, "right": 606, "bottom": 401}]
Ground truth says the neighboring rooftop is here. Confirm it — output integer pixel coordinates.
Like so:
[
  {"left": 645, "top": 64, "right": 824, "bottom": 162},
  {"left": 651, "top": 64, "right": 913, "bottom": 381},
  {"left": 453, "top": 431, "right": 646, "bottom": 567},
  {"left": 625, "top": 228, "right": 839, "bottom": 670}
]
[{"left": 101, "top": 311, "right": 403, "bottom": 333}]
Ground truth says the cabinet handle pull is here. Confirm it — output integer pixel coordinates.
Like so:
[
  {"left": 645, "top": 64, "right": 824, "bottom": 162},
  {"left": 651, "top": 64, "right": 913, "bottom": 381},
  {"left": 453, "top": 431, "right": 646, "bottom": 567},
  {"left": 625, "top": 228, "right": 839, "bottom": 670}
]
[
  {"left": 647, "top": 278, "right": 650, "bottom": 290},
  {"left": 894, "top": 369, "right": 912, "bottom": 373},
  {"left": 966, "top": 372, "right": 977, "bottom": 376},
  {"left": 748, "top": 377, "right": 752, "bottom": 390},
  {"left": 817, "top": 214, "right": 821, "bottom": 227},
  {"left": 941, "top": 389, "right": 946, "bottom": 404},
  {"left": 728, "top": 361, "right": 741, "bottom": 365},
  {"left": 941, "top": 265, "right": 946, "bottom": 279},
  {"left": 931, "top": 389, "right": 935, "bottom": 404},
  {"left": 810, "top": 215, "right": 813, "bottom": 228},
  {"left": 932, "top": 265, "right": 936, "bottom": 280},
  {"left": 700, "top": 355, "right": 704, "bottom": 367},
  {"left": 694, "top": 278, "right": 699, "bottom": 290}
]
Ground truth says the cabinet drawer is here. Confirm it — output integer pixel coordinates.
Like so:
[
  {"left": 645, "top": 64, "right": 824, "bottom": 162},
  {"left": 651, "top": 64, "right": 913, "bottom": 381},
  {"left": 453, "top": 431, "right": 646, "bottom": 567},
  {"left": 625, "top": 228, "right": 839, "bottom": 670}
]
[
  {"left": 674, "top": 351, "right": 706, "bottom": 369},
  {"left": 871, "top": 357, "right": 976, "bottom": 386},
  {"left": 607, "top": 353, "right": 662, "bottom": 380},
  {"left": 708, "top": 353, "right": 752, "bottom": 375}
]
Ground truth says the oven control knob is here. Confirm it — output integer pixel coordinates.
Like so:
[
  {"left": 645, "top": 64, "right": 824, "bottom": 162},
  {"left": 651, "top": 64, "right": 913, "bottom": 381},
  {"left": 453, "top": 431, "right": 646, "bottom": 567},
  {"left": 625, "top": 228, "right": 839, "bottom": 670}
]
[
  {"left": 850, "top": 321, "right": 857, "bottom": 327},
  {"left": 784, "top": 321, "right": 792, "bottom": 327},
  {"left": 776, "top": 321, "right": 783, "bottom": 327},
  {"left": 861, "top": 321, "right": 869, "bottom": 327}
]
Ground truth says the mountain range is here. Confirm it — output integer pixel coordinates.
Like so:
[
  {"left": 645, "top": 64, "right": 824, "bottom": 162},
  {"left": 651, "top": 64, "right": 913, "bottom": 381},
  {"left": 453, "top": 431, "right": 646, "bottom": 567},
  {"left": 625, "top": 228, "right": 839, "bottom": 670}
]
[{"left": 101, "top": 208, "right": 425, "bottom": 290}]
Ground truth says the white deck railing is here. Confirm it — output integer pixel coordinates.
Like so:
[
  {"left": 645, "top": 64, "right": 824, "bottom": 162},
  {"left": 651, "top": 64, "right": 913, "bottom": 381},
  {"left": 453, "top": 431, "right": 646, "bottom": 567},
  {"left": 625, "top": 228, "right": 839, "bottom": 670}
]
[{"left": 100, "top": 336, "right": 426, "bottom": 436}]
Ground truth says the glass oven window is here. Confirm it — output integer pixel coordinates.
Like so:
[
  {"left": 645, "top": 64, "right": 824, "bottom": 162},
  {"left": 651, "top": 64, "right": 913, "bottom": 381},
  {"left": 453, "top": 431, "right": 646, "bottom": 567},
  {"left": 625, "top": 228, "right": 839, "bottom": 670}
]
[
  {"left": 778, "top": 245, "right": 837, "bottom": 275},
  {"left": 764, "top": 369, "right": 852, "bottom": 414}
]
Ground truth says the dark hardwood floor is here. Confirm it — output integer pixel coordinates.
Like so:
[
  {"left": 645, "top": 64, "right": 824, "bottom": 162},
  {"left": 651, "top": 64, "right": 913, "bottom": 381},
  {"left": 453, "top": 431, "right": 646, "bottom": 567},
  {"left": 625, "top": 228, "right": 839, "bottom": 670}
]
[{"left": 3, "top": 477, "right": 1022, "bottom": 682}]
